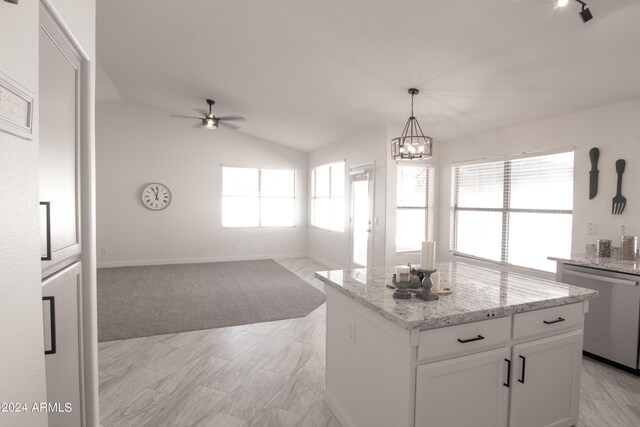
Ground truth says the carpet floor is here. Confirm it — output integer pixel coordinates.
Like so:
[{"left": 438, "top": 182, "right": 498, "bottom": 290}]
[{"left": 97, "top": 259, "right": 326, "bottom": 342}]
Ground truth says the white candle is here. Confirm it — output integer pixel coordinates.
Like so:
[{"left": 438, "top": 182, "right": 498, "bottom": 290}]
[
  {"left": 420, "top": 241, "right": 436, "bottom": 270},
  {"left": 430, "top": 271, "right": 441, "bottom": 291},
  {"left": 395, "top": 265, "right": 410, "bottom": 283}
]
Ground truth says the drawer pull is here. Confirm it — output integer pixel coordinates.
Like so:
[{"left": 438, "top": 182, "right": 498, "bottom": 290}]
[
  {"left": 503, "top": 358, "right": 511, "bottom": 388},
  {"left": 543, "top": 317, "right": 565, "bottom": 325},
  {"left": 518, "top": 355, "right": 526, "bottom": 383},
  {"left": 457, "top": 334, "right": 484, "bottom": 344}
]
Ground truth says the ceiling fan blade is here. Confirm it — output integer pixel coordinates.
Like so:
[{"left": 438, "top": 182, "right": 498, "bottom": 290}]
[
  {"left": 219, "top": 121, "right": 240, "bottom": 130},
  {"left": 216, "top": 115, "right": 246, "bottom": 122},
  {"left": 171, "top": 114, "right": 202, "bottom": 120}
]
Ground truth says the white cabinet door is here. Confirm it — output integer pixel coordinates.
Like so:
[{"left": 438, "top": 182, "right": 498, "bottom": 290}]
[
  {"left": 42, "top": 262, "right": 83, "bottom": 427},
  {"left": 415, "top": 347, "right": 510, "bottom": 427},
  {"left": 39, "top": 8, "right": 82, "bottom": 273},
  {"left": 509, "top": 330, "right": 582, "bottom": 427}
]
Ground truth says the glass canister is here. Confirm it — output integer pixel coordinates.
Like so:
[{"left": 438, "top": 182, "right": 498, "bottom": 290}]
[
  {"left": 621, "top": 236, "right": 637, "bottom": 261},
  {"left": 597, "top": 239, "right": 612, "bottom": 258}
]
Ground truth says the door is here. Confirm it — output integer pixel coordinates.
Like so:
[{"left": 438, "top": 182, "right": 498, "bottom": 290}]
[
  {"left": 509, "top": 330, "right": 582, "bottom": 427},
  {"left": 560, "top": 265, "right": 640, "bottom": 368},
  {"left": 415, "top": 347, "right": 510, "bottom": 427},
  {"left": 350, "top": 163, "right": 374, "bottom": 268},
  {"left": 42, "top": 262, "right": 84, "bottom": 427},
  {"left": 40, "top": 7, "right": 82, "bottom": 276}
]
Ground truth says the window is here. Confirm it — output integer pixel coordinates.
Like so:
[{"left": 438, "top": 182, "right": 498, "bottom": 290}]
[
  {"left": 396, "top": 164, "right": 434, "bottom": 252},
  {"left": 222, "top": 166, "right": 295, "bottom": 227},
  {"left": 311, "top": 161, "right": 345, "bottom": 232},
  {"left": 450, "top": 150, "right": 574, "bottom": 272}
]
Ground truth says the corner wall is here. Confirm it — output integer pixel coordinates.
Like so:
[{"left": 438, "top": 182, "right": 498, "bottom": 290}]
[
  {"left": 307, "top": 125, "right": 388, "bottom": 268},
  {"left": 435, "top": 97, "right": 640, "bottom": 278},
  {"left": 96, "top": 99, "right": 308, "bottom": 267}
]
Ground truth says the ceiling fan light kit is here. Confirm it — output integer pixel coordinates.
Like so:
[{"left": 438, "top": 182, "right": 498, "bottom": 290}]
[
  {"left": 557, "top": 0, "right": 593, "bottom": 23},
  {"left": 390, "top": 88, "right": 434, "bottom": 161}
]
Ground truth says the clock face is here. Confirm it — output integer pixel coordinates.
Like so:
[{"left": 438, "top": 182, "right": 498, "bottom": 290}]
[{"left": 142, "top": 183, "right": 172, "bottom": 210}]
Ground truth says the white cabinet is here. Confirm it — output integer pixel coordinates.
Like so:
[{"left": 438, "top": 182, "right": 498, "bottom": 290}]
[
  {"left": 39, "top": 4, "right": 82, "bottom": 276},
  {"left": 42, "top": 262, "right": 84, "bottom": 427},
  {"left": 509, "top": 330, "right": 582, "bottom": 427},
  {"left": 415, "top": 347, "right": 510, "bottom": 427},
  {"left": 324, "top": 286, "right": 587, "bottom": 427}
]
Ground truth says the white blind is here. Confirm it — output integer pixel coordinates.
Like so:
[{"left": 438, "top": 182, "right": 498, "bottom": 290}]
[
  {"left": 311, "top": 161, "right": 345, "bottom": 232},
  {"left": 396, "top": 164, "right": 434, "bottom": 252},
  {"left": 222, "top": 166, "right": 295, "bottom": 227},
  {"left": 451, "top": 150, "right": 574, "bottom": 272}
]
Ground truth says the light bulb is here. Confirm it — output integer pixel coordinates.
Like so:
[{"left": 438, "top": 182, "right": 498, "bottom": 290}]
[{"left": 557, "top": 0, "right": 569, "bottom": 7}]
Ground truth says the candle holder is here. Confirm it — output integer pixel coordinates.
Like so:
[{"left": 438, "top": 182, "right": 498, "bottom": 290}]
[
  {"left": 392, "top": 274, "right": 412, "bottom": 299},
  {"left": 414, "top": 268, "right": 439, "bottom": 301}
]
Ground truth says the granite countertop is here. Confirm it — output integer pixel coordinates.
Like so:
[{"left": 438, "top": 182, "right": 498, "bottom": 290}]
[
  {"left": 549, "top": 254, "right": 640, "bottom": 276},
  {"left": 315, "top": 261, "right": 597, "bottom": 331}
]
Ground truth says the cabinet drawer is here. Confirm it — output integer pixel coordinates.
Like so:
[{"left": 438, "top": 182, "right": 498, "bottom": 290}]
[
  {"left": 512, "top": 303, "right": 583, "bottom": 341},
  {"left": 418, "top": 316, "right": 511, "bottom": 363}
]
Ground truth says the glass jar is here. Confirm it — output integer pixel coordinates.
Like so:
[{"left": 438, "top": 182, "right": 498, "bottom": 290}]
[{"left": 621, "top": 236, "right": 637, "bottom": 261}]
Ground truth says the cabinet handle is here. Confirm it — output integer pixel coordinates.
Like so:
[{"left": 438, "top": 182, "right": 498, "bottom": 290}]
[
  {"left": 503, "top": 358, "right": 511, "bottom": 388},
  {"left": 40, "top": 201, "right": 52, "bottom": 261},
  {"left": 457, "top": 334, "right": 484, "bottom": 343},
  {"left": 43, "top": 296, "right": 57, "bottom": 355},
  {"left": 543, "top": 317, "right": 565, "bottom": 325},
  {"left": 518, "top": 355, "right": 526, "bottom": 383}
]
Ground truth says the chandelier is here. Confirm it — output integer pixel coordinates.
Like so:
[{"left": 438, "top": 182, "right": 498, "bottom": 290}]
[{"left": 390, "top": 88, "right": 433, "bottom": 160}]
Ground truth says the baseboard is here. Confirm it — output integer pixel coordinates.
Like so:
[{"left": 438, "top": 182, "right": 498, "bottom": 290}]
[
  {"left": 307, "top": 254, "right": 343, "bottom": 270},
  {"left": 324, "top": 389, "right": 355, "bottom": 427},
  {"left": 97, "top": 253, "right": 307, "bottom": 268}
]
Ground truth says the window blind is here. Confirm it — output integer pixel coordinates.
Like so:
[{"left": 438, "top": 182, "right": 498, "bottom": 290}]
[
  {"left": 450, "top": 150, "right": 574, "bottom": 272},
  {"left": 222, "top": 166, "right": 295, "bottom": 227},
  {"left": 311, "top": 161, "right": 345, "bottom": 232},
  {"left": 396, "top": 164, "right": 434, "bottom": 252}
]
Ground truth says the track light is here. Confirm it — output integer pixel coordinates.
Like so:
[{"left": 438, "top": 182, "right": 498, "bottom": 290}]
[{"left": 559, "top": 0, "right": 593, "bottom": 23}]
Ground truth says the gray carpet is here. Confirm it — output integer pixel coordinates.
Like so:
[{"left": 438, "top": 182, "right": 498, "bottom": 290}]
[{"left": 97, "top": 259, "right": 326, "bottom": 342}]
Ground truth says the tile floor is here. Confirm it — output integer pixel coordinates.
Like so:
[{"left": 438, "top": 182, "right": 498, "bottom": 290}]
[{"left": 98, "top": 258, "right": 640, "bottom": 426}]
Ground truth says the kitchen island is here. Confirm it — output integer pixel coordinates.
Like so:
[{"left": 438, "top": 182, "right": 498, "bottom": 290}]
[{"left": 315, "top": 262, "right": 598, "bottom": 427}]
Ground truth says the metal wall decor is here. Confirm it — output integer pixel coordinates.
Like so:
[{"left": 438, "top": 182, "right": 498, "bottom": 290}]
[
  {"left": 612, "top": 159, "right": 627, "bottom": 215},
  {"left": 390, "top": 88, "right": 433, "bottom": 160},
  {"left": 588, "top": 147, "right": 599, "bottom": 199}
]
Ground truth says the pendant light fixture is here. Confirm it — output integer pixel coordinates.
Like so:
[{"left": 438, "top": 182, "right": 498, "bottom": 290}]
[{"left": 390, "top": 88, "right": 433, "bottom": 160}]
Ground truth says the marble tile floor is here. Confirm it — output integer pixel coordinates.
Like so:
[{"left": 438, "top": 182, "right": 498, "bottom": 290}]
[{"left": 98, "top": 257, "right": 640, "bottom": 427}]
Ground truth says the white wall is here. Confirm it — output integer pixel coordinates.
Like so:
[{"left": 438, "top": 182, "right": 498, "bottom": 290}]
[
  {"left": 436, "top": 97, "right": 640, "bottom": 278},
  {"left": 96, "top": 99, "right": 308, "bottom": 267},
  {"left": 0, "top": 0, "right": 96, "bottom": 425},
  {"left": 307, "top": 125, "right": 388, "bottom": 269},
  {"left": 0, "top": 1, "right": 48, "bottom": 425}
]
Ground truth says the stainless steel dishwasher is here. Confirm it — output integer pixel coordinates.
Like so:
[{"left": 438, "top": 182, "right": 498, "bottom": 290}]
[{"left": 558, "top": 263, "right": 640, "bottom": 371}]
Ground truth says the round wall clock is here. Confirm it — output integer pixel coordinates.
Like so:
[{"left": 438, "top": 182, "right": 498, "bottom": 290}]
[{"left": 141, "top": 183, "right": 172, "bottom": 210}]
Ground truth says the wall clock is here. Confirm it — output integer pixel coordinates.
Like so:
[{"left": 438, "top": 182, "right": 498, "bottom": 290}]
[{"left": 141, "top": 183, "right": 172, "bottom": 210}]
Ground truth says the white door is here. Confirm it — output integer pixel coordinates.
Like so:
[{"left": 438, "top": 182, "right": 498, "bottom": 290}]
[
  {"left": 415, "top": 347, "right": 510, "bottom": 427},
  {"left": 509, "top": 330, "right": 582, "bottom": 427},
  {"left": 350, "top": 164, "right": 374, "bottom": 268}
]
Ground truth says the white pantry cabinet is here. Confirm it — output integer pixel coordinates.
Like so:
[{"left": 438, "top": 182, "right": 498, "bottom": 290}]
[{"left": 42, "top": 262, "right": 84, "bottom": 427}]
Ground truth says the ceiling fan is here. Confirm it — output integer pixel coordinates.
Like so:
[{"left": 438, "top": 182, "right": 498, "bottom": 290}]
[{"left": 172, "top": 99, "right": 245, "bottom": 130}]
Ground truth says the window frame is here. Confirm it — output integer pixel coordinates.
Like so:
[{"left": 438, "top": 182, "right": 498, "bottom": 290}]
[
  {"left": 310, "top": 161, "right": 345, "bottom": 233},
  {"left": 450, "top": 148, "right": 574, "bottom": 271},
  {"left": 395, "top": 162, "right": 435, "bottom": 254},
  {"left": 221, "top": 165, "right": 296, "bottom": 228}
]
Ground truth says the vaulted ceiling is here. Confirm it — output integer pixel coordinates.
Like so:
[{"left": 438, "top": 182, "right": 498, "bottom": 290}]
[{"left": 97, "top": 0, "right": 640, "bottom": 152}]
